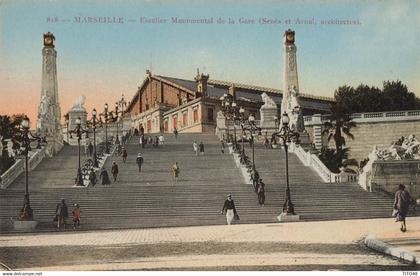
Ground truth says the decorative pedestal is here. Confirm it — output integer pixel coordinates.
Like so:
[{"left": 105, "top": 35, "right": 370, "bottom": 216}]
[
  {"left": 260, "top": 106, "right": 278, "bottom": 129},
  {"left": 13, "top": 220, "right": 38, "bottom": 232},
  {"left": 277, "top": 213, "right": 300, "bottom": 222}
]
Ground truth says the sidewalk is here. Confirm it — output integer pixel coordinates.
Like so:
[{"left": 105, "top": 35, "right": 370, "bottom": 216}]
[
  {"left": 0, "top": 217, "right": 418, "bottom": 270},
  {"left": 364, "top": 217, "right": 420, "bottom": 264}
]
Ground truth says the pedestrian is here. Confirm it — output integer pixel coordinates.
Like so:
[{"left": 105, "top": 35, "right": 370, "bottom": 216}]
[
  {"left": 88, "top": 142, "right": 94, "bottom": 156},
  {"left": 393, "top": 184, "right": 412, "bottom": 232},
  {"left": 72, "top": 203, "right": 81, "bottom": 230},
  {"left": 89, "top": 169, "right": 97, "bottom": 187},
  {"left": 136, "top": 153, "right": 144, "bottom": 172},
  {"left": 263, "top": 136, "right": 269, "bottom": 149},
  {"left": 199, "top": 141, "right": 205, "bottom": 156},
  {"left": 174, "top": 128, "right": 178, "bottom": 140},
  {"left": 257, "top": 179, "right": 266, "bottom": 206},
  {"left": 122, "top": 147, "right": 127, "bottom": 163},
  {"left": 221, "top": 140, "right": 225, "bottom": 154},
  {"left": 154, "top": 136, "right": 159, "bottom": 147},
  {"left": 159, "top": 134, "right": 164, "bottom": 145},
  {"left": 55, "top": 198, "right": 69, "bottom": 230},
  {"left": 172, "top": 162, "right": 180, "bottom": 184},
  {"left": 139, "top": 135, "right": 144, "bottom": 148},
  {"left": 115, "top": 142, "right": 122, "bottom": 156},
  {"left": 193, "top": 140, "right": 198, "bottom": 156},
  {"left": 140, "top": 126, "right": 145, "bottom": 136},
  {"left": 100, "top": 168, "right": 111, "bottom": 185},
  {"left": 252, "top": 170, "right": 260, "bottom": 193},
  {"left": 221, "top": 194, "right": 239, "bottom": 225},
  {"left": 111, "top": 161, "right": 119, "bottom": 182}
]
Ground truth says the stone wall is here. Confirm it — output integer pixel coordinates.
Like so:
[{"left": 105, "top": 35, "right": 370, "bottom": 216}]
[
  {"left": 371, "top": 160, "right": 420, "bottom": 199},
  {"left": 344, "top": 120, "right": 420, "bottom": 162},
  {"left": 304, "top": 111, "right": 420, "bottom": 163}
]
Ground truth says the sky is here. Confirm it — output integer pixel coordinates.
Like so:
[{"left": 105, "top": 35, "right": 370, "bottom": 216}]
[{"left": 0, "top": 0, "right": 419, "bottom": 124}]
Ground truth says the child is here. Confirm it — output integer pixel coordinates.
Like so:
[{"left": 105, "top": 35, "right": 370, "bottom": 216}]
[{"left": 72, "top": 203, "right": 81, "bottom": 230}]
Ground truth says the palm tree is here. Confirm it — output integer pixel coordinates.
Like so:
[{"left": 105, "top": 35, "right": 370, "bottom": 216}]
[
  {"left": 322, "top": 103, "right": 356, "bottom": 153},
  {"left": 321, "top": 103, "right": 356, "bottom": 170}
]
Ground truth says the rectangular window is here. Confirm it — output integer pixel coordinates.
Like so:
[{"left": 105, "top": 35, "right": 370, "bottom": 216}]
[
  {"left": 182, "top": 112, "right": 187, "bottom": 127},
  {"left": 147, "top": 120, "right": 151, "bottom": 132},
  {"left": 207, "top": 108, "right": 214, "bottom": 122},
  {"left": 164, "top": 120, "right": 168, "bottom": 132},
  {"left": 193, "top": 109, "right": 198, "bottom": 123},
  {"left": 173, "top": 115, "right": 178, "bottom": 130}
]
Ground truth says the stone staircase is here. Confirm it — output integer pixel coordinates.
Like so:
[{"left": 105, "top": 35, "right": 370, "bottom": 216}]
[
  {"left": 0, "top": 133, "right": 403, "bottom": 233},
  {"left": 251, "top": 142, "right": 395, "bottom": 220}
]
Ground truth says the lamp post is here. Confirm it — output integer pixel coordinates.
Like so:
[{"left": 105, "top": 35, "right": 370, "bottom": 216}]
[
  {"left": 239, "top": 107, "right": 246, "bottom": 158},
  {"left": 272, "top": 112, "right": 300, "bottom": 219},
  {"left": 69, "top": 117, "right": 89, "bottom": 186},
  {"left": 17, "top": 117, "right": 44, "bottom": 220},
  {"left": 242, "top": 114, "right": 262, "bottom": 172},
  {"left": 91, "top": 109, "right": 99, "bottom": 167},
  {"left": 100, "top": 103, "right": 111, "bottom": 154},
  {"left": 116, "top": 94, "right": 127, "bottom": 144},
  {"left": 220, "top": 93, "right": 239, "bottom": 145},
  {"left": 114, "top": 102, "right": 120, "bottom": 144}
]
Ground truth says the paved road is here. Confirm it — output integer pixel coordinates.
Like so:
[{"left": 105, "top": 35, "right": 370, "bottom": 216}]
[{"left": 0, "top": 218, "right": 418, "bottom": 270}]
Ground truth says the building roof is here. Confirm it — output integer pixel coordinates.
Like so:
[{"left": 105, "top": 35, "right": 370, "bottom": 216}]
[{"left": 126, "top": 73, "right": 334, "bottom": 113}]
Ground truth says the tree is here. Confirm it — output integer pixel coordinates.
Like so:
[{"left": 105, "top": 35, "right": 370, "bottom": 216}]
[
  {"left": 322, "top": 103, "right": 356, "bottom": 153},
  {"left": 333, "top": 81, "right": 420, "bottom": 113},
  {"left": 0, "top": 115, "right": 23, "bottom": 174}
]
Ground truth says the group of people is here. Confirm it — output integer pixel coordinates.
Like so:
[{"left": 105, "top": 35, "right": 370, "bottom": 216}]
[
  {"left": 54, "top": 198, "right": 81, "bottom": 230},
  {"left": 193, "top": 141, "right": 205, "bottom": 156},
  {"left": 139, "top": 134, "right": 164, "bottom": 148}
]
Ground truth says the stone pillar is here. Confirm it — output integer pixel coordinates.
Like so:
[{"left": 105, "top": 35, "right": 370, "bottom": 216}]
[
  {"left": 36, "top": 32, "right": 63, "bottom": 156},
  {"left": 216, "top": 110, "right": 226, "bottom": 139},
  {"left": 68, "top": 109, "right": 88, "bottom": 130},
  {"left": 281, "top": 29, "right": 304, "bottom": 133},
  {"left": 260, "top": 93, "right": 278, "bottom": 129},
  {"left": 312, "top": 114, "right": 323, "bottom": 150}
]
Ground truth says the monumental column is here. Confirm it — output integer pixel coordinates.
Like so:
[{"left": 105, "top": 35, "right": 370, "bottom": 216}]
[
  {"left": 36, "top": 32, "right": 63, "bottom": 155},
  {"left": 281, "top": 29, "right": 304, "bottom": 132}
]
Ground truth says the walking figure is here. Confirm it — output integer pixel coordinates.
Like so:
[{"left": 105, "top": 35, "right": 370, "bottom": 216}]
[
  {"left": 193, "top": 140, "right": 198, "bottom": 156},
  {"left": 154, "top": 136, "right": 159, "bottom": 147},
  {"left": 72, "top": 203, "right": 81, "bottom": 230},
  {"left": 174, "top": 128, "right": 178, "bottom": 140},
  {"left": 221, "top": 194, "right": 239, "bottom": 225},
  {"left": 221, "top": 140, "right": 225, "bottom": 154},
  {"left": 257, "top": 179, "right": 266, "bottom": 206},
  {"left": 136, "top": 153, "right": 144, "bottom": 172},
  {"left": 55, "top": 198, "right": 69, "bottom": 230},
  {"left": 394, "top": 184, "right": 412, "bottom": 232},
  {"left": 100, "top": 168, "right": 111, "bottom": 185},
  {"left": 88, "top": 142, "right": 94, "bottom": 156},
  {"left": 172, "top": 162, "right": 180, "bottom": 184},
  {"left": 199, "top": 141, "right": 205, "bottom": 156},
  {"left": 159, "top": 134, "right": 164, "bottom": 145},
  {"left": 111, "top": 161, "right": 119, "bottom": 182},
  {"left": 139, "top": 135, "right": 144, "bottom": 148},
  {"left": 122, "top": 147, "right": 127, "bottom": 163},
  {"left": 89, "top": 169, "right": 97, "bottom": 187}
]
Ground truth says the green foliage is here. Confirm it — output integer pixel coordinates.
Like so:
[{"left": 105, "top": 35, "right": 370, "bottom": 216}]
[
  {"left": 0, "top": 114, "right": 26, "bottom": 175},
  {"left": 319, "top": 147, "right": 356, "bottom": 173},
  {"left": 334, "top": 81, "right": 419, "bottom": 113}
]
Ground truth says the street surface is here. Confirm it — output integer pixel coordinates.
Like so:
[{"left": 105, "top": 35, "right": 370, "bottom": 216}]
[{"left": 0, "top": 218, "right": 419, "bottom": 270}]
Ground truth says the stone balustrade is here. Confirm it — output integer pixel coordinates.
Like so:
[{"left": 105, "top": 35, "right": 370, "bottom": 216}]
[
  {"left": 0, "top": 147, "right": 47, "bottom": 189},
  {"left": 290, "top": 143, "right": 357, "bottom": 184}
]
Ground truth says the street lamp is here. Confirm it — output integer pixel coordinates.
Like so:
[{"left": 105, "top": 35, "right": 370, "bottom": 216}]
[
  {"left": 242, "top": 114, "right": 262, "bottom": 173},
  {"left": 116, "top": 94, "right": 127, "bottom": 144},
  {"left": 239, "top": 107, "right": 246, "bottom": 158},
  {"left": 91, "top": 108, "right": 99, "bottom": 167},
  {"left": 220, "top": 93, "right": 239, "bottom": 146},
  {"left": 17, "top": 117, "right": 44, "bottom": 220},
  {"left": 69, "top": 117, "right": 89, "bottom": 186},
  {"left": 99, "top": 103, "right": 112, "bottom": 154},
  {"left": 272, "top": 112, "right": 300, "bottom": 218}
]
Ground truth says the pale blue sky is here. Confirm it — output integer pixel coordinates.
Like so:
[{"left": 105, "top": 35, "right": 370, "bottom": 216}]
[{"left": 0, "top": 0, "right": 419, "bottom": 121}]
